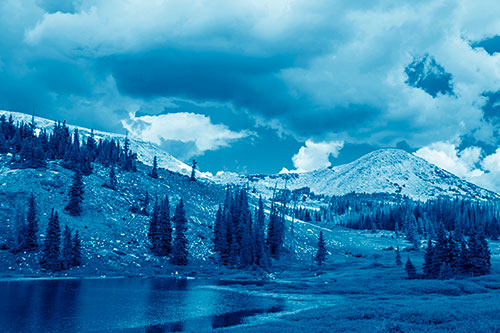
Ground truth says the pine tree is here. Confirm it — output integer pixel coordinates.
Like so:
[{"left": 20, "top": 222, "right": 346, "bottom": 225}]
[
  {"left": 61, "top": 225, "right": 73, "bottom": 270},
  {"left": 40, "top": 210, "right": 61, "bottom": 272},
  {"left": 253, "top": 197, "right": 267, "bottom": 267},
  {"left": 423, "top": 239, "right": 435, "bottom": 278},
  {"left": 267, "top": 204, "right": 284, "bottom": 259},
  {"left": 405, "top": 256, "right": 417, "bottom": 279},
  {"left": 214, "top": 205, "right": 224, "bottom": 255},
  {"left": 172, "top": 199, "right": 188, "bottom": 265},
  {"left": 103, "top": 166, "right": 117, "bottom": 190},
  {"left": 395, "top": 245, "right": 402, "bottom": 267},
  {"left": 148, "top": 200, "right": 160, "bottom": 250},
  {"left": 72, "top": 230, "right": 82, "bottom": 266},
  {"left": 25, "top": 193, "right": 38, "bottom": 251},
  {"left": 190, "top": 160, "right": 197, "bottom": 181},
  {"left": 457, "top": 236, "right": 471, "bottom": 276},
  {"left": 65, "top": 170, "right": 84, "bottom": 216},
  {"left": 315, "top": 231, "right": 327, "bottom": 266},
  {"left": 150, "top": 156, "right": 158, "bottom": 179},
  {"left": 156, "top": 196, "right": 172, "bottom": 256}
]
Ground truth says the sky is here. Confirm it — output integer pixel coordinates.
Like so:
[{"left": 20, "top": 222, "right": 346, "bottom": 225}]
[{"left": 1, "top": 1, "right": 500, "bottom": 192}]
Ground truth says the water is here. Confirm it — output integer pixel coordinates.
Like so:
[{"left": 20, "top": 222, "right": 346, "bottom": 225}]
[{"left": 0, "top": 278, "right": 285, "bottom": 332}]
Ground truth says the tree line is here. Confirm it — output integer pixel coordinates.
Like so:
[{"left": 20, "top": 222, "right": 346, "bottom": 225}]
[
  {"left": 325, "top": 193, "right": 500, "bottom": 240},
  {"left": 0, "top": 114, "right": 137, "bottom": 174}
]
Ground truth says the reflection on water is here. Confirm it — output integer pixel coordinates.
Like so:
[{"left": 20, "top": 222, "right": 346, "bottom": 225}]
[{"left": 0, "top": 278, "right": 284, "bottom": 332}]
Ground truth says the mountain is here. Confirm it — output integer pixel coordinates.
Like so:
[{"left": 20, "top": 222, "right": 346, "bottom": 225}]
[{"left": 214, "top": 149, "right": 499, "bottom": 201}]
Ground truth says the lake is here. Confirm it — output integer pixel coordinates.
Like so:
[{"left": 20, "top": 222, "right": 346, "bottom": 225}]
[{"left": 0, "top": 278, "right": 285, "bottom": 332}]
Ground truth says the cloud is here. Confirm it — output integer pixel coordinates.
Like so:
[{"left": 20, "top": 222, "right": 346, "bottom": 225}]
[
  {"left": 122, "top": 111, "right": 251, "bottom": 160},
  {"left": 415, "top": 141, "right": 500, "bottom": 193},
  {"left": 291, "top": 140, "right": 344, "bottom": 172},
  {"left": 2, "top": 0, "right": 500, "bottom": 173}
]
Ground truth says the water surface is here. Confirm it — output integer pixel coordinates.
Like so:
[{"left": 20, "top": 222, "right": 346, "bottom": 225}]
[{"left": 0, "top": 278, "right": 285, "bottom": 332}]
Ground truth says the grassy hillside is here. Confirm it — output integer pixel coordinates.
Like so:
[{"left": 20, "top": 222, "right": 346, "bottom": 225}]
[{"left": 0, "top": 156, "right": 225, "bottom": 277}]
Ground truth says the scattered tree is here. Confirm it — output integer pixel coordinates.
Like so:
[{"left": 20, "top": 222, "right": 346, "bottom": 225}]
[
  {"left": 405, "top": 256, "right": 417, "bottom": 279},
  {"left": 65, "top": 170, "right": 84, "bottom": 216},
  {"left": 150, "top": 156, "right": 159, "bottom": 179},
  {"left": 40, "top": 210, "right": 61, "bottom": 272},
  {"left": 315, "top": 231, "right": 327, "bottom": 266},
  {"left": 172, "top": 199, "right": 188, "bottom": 265}
]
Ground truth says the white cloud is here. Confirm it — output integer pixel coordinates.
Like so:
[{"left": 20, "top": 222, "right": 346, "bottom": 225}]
[
  {"left": 415, "top": 141, "right": 500, "bottom": 193},
  {"left": 291, "top": 139, "right": 344, "bottom": 172},
  {"left": 122, "top": 111, "right": 250, "bottom": 159}
]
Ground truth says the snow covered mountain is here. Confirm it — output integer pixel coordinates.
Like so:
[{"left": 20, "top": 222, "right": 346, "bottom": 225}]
[
  {"left": 0, "top": 110, "right": 212, "bottom": 179},
  {"left": 214, "top": 149, "right": 500, "bottom": 201}
]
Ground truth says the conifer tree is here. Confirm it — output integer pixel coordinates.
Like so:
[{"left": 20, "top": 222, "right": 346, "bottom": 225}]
[
  {"left": 103, "top": 166, "right": 117, "bottom": 190},
  {"left": 214, "top": 205, "right": 224, "bottom": 255},
  {"left": 190, "top": 160, "right": 197, "bottom": 181},
  {"left": 72, "top": 230, "right": 82, "bottom": 266},
  {"left": 148, "top": 200, "right": 160, "bottom": 249},
  {"left": 25, "top": 193, "right": 38, "bottom": 251},
  {"left": 150, "top": 156, "right": 158, "bottom": 179},
  {"left": 457, "top": 236, "right": 471, "bottom": 276},
  {"left": 65, "top": 170, "right": 84, "bottom": 216},
  {"left": 267, "top": 204, "right": 284, "bottom": 259},
  {"left": 315, "top": 231, "right": 327, "bottom": 266},
  {"left": 61, "top": 225, "right": 73, "bottom": 270},
  {"left": 172, "top": 199, "right": 188, "bottom": 265},
  {"left": 405, "top": 256, "right": 417, "bottom": 279},
  {"left": 156, "top": 196, "right": 172, "bottom": 256},
  {"left": 395, "top": 245, "right": 402, "bottom": 267},
  {"left": 423, "top": 239, "right": 435, "bottom": 278},
  {"left": 41, "top": 210, "right": 61, "bottom": 271},
  {"left": 253, "top": 197, "right": 267, "bottom": 267}
]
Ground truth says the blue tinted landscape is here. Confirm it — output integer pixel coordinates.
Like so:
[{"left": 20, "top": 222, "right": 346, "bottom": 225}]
[{"left": 1, "top": 1, "right": 500, "bottom": 332}]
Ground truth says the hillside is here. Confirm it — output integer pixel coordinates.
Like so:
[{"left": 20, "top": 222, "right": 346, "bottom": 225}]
[
  {"left": 0, "top": 157, "right": 225, "bottom": 277},
  {"left": 0, "top": 110, "right": 213, "bottom": 179}
]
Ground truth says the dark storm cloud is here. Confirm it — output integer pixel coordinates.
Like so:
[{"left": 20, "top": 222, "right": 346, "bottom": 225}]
[
  {"left": 472, "top": 35, "right": 500, "bottom": 55},
  {"left": 404, "top": 55, "right": 454, "bottom": 98}
]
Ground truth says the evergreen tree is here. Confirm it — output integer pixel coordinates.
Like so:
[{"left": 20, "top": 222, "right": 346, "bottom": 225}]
[
  {"left": 423, "top": 239, "right": 435, "bottom": 278},
  {"left": 103, "top": 166, "right": 117, "bottom": 190},
  {"left": 457, "top": 236, "right": 471, "bottom": 276},
  {"left": 148, "top": 200, "right": 160, "bottom": 249},
  {"left": 156, "top": 196, "right": 172, "bottom": 256},
  {"left": 190, "top": 160, "right": 197, "bottom": 181},
  {"left": 267, "top": 204, "right": 284, "bottom": 259},
  {"left": 214, "top": 204, "right": 224, "bottom": 255},
  {"left": 172, "top": 199, "right": 188, "bottom": 265},
  {"left": 72, "top": 230, "right": 82, "bottom": 266},
  {"left": 40, "top": 210, "right": 61, "bottom": 272},
  {"left": 253, "top": 197, "right": 267, "bottom": 267},
  {"left": 65, "top": 170, "right": 84, "bottom": 216},
  {"left": 61, "top": 225, "right": 73, "bottom": 270},
  {"left": 25, "top": 193, "right": 38, "bottom": 251},
  {"left": 315, "top": 231, "right": 327, "bottom": 266},
  {"left": 150, "top": 156, "right": 159, "bottom": 179},
  {"left": 405, "top": 256, "right": 417, "bottom": 279},
  {"left": 395, "top": 245, "right": 402, "bottom": 267}
]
